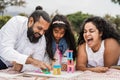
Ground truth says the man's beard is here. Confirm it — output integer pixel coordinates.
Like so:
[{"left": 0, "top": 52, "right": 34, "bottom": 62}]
[{"left": 27, "top": 26, "right": 42, "bottom": 43}]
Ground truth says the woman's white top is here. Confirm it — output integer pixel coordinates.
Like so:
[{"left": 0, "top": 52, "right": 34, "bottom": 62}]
[{"left": 86, "top": 40, "right": 120, "bottom": 67}]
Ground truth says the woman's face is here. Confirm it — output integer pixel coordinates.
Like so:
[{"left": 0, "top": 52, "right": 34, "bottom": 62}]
[
  {"left": 83, "top": 22, "right": 102, "bottom": 49},
  {"left": 53, "top": 27, "right": 65, "bottom": 43}
]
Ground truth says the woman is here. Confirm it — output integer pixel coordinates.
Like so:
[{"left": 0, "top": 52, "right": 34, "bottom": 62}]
[
  {"left": 45, "top": 14, "right": 77, "bottom": 71},
  {"left": 76, "top": 16, "right": 120, "bottom": 73}
]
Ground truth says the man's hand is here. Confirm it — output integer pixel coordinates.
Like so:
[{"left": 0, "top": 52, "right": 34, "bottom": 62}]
[
  {"left": 12, "top": 61, "right": 23, "bottom": 72},
  {"left": 26, "top": 57, "right": 52, "bottom": 71}
]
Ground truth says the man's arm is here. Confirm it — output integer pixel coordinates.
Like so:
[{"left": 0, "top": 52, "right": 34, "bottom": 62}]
[{"left": 0, "top": 16, "right": 29, "bottom": 65}]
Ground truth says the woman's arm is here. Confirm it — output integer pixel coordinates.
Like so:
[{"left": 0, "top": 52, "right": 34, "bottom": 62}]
[
  {"left": 76, "top": 43, "right": 88, "bottom": 71},
  {"left": 104, "top": 38, "right": 120, "bottom": 67}
]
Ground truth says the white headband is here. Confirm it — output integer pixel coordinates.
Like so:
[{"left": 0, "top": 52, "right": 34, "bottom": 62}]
[{"left": 52, "top": 21, "right": 65, "bottom": 24}]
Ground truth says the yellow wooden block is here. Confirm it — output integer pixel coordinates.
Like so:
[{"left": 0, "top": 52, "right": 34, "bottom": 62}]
[{"left": 53, "top": 65, "right": 61, "bottom": 75}]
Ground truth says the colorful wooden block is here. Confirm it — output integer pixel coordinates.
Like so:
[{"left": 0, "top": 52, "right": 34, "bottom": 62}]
[
  {"left": 67, "top": 50, "right": 75, "bottom": 73},
  {"left": 42, "top": 68, "right": 51, "bottom": 74},
  {"left": 53, "top": 65, "right": 61, "bottom": 75}
]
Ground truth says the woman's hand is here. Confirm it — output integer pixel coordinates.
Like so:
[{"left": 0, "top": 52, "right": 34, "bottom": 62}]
[{"left": 91, "top": 66, "right": 109, "bottom": 73}]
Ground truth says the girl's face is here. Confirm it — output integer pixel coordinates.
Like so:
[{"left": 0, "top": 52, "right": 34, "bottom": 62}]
[
  {"left": 53, "top": 27, "right": 65, "bottom": 43},
  {"left": 83, "top": 22, "right": 102, "bottom": 49}
]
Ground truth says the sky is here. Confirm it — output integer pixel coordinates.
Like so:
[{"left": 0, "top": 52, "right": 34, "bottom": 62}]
[{"left": 4, "top": 0, "right": 120, "bottom": 17}]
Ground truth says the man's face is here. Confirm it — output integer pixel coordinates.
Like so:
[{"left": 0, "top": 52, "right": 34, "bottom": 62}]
[{"left": 27, "top": 17, "right": 50, "bottom": 43}]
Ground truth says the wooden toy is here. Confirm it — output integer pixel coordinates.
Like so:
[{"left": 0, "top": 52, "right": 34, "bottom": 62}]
[
  {"left": 42, "top": 68, "right": 51, "bottom": 74},
  {"left": 34, "top": 68, "right": 51, "bottom": 74},
  {"left": 67, "top": 50, "right": 74, "bottom": 73},
  {"left": 53, "top": 65, "right": 61, "bottom": 75}
]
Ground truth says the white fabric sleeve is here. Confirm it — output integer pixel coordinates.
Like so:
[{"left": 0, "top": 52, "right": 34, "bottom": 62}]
[
  {"left": 43, "top": 53, "right": 52, "bottom": 65},
  {"left": 0, "top": 16, "right": 28, "bottom": 64}
]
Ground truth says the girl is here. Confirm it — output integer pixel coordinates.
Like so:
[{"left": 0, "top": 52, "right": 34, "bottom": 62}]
[{"left": 45, "top": 14, "right": 77, "bottom": 71}]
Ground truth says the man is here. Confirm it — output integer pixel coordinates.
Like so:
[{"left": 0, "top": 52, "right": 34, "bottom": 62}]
[{"left": 0, "top": 10, "right": 51, "bottom": 71}]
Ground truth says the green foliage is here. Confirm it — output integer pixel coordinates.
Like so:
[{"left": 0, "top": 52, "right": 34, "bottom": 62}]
[
  {"left": 67, "top": 11, "right": 91, "bottom": 33},
  {"left": 0, "top": 14, "right": 28, "bottom": 29},
  {"left": 111, "top": 0, "right": 120, "bottom": 5},
  {"left": 103, "top": 14, "right": 120, "bottom": 33},
  {"left": 113, "top": 15, "right": 120, "bottom": 32},
  {"left": 0, "top": 15, "right": 11, "bottom": 29},
  {"left": 18, "top": 13, "right": 28, "bottom": 17},
  {"left": 66, "top": 12, "right": 91, "bottom": 44},
  {"left": 0, "top": 0, "right": 26, "bottom": 15}
]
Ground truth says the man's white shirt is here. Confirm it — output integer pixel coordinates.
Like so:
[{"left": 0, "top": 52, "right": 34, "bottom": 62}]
[{"left": 0, "top": 16, "right": 46, "bottom": 71}]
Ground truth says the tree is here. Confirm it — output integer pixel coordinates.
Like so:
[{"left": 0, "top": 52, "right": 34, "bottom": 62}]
[
  {"left": 0, "top": 0, "right": 26, "bottom": 16},
  {"left": 111, "top": 0, "right": 120, "bottom": 5},
  {"left": 67, "top": 11, "right": 91, "bottom": 33},
  {"left": 0, "top": 15, "right": 11, "bottom": 28},
  {"left": 0, "top": 0, "right": 7, "bottom": 16},
  {"left": 113, "top": 15, "right": 120, "bottom": 32},
  {"left": 18, "top": 13, "right": 28, "bottom": 17}
]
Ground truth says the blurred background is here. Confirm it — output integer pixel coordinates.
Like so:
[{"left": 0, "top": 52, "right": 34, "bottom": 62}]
[{"left": 0, "top": 0, "right": 120, "bottom": 34}]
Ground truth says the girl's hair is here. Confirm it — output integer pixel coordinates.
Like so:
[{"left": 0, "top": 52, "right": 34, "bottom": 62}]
[
  {"left": 45, "top": 14, "right": 77, "bottom": 60},
  {"left": 78, "top": 16, "right": 120, "bottom": 45}
]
